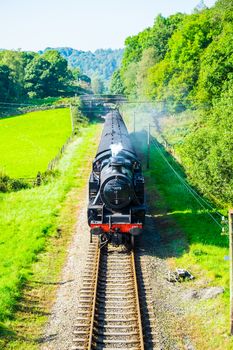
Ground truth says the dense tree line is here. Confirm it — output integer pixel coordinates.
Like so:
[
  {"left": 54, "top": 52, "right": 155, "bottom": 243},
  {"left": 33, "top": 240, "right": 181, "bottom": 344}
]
[
  {"left": 47, "top": 47, "right": 124, "bottom": 91},
  {"left": 0, "top": 49, "right": 81, "bottom": 102},
  {"left": 0, "top": 47, "right": 122, "bottom": 101},
  {"left": 112, "top": 0, "right": 233, "bottom": 204}
]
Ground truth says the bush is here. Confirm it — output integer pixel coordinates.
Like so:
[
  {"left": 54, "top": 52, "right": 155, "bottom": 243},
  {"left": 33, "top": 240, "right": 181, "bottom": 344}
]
[
  {"left": 179, "top": 86, "right": 233, "bottom": 205},
  {"left": 0, "top": 173, "right": 30, "bottom": 193},
  {"left": 10, "top": 179, "right": 30, "bottom": 191}
]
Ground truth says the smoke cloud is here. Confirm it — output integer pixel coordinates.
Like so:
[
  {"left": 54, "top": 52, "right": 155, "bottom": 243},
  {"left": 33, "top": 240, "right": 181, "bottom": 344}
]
[{"left": 110, "top": 143, "right": 123, "bottom": 157}]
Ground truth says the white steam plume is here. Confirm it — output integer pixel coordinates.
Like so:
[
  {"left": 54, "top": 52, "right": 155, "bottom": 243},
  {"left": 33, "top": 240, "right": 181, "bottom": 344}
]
[{"left": 110, "top": 143, "right": 123, "bottom": 157}]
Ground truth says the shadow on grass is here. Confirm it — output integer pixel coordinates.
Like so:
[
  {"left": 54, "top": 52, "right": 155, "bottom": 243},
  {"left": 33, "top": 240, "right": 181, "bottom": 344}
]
[
  {"left": 31, "top": 278, "right": 74, "bottom": 285},
  {"left": 0, "top": 323, "right": 16, "bottom": 344},
  {"left": 0, "top": 281, "right": 52, "bottom": 347}
]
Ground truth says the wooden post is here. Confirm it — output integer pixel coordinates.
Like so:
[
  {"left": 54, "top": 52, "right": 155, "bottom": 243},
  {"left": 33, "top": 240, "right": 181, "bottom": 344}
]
[
  {"left": 147, "top": 123, "right": 150, "bottom": 169},
  {"left": 229, "top": 209, "right": 233, "bottom": 335},
  {"left": 70, "top": 104, "right": 74, "bottom": 134},
  {"left": 36, "top": 172, "right": 42, "bottom": 186}
]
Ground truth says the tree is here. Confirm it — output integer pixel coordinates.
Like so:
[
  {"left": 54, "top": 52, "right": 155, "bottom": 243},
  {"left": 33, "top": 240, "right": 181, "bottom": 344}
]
[
  {"left": 136, "top": 48, "right": 157, "bottom": 98},
  {"left": 0, "top": 65, "right": 13, "bottom": 100},
  {"left": 0, "top": 50, "right": 25, "bottom": 100},
  {"left": 147, "top": 10, "right": 222, "bottom": 110},
  {"left": 196, "top": 22, "right": 233, "bottom": 104},
  {"left": 121, "top": 13, "right": 184, "bottom": 72},
  {"left": 180, "top": 85, "right": 233, "bottom": 202},
  {"left": 41, "top": 50, "right": 72, "bottom": 95},
  {"left": 24, "top": 50, "right": 73, "bottom": 98},
  {"left": 24, "top": 56, "right": 51, "bottom": 98},
  {"left": 122, "top": 62, "right": 138, "bottom": 98},
  {"left": 110, "top": 70, "right": 125, "bottom": 95},
  {"left": 92, "top": 76, "right": 105, "bottom": 94}
]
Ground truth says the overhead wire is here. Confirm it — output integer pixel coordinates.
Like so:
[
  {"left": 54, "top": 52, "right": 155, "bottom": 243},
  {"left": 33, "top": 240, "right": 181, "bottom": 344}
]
[
  {"left": 150, "top": 137, "right": 223, "bottom": 229},
  {"left": 152, "top": 138, "right": 223, "bottom": 217}
]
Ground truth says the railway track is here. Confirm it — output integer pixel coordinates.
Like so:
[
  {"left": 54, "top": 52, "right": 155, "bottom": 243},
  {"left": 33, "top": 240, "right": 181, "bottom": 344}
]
[{"left": 72, "top": 239, "right": 159, "bottom": 350}]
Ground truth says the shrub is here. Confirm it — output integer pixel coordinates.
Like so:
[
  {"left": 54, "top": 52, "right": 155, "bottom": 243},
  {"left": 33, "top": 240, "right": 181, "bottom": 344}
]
[{"left": 0, "top": 173, "right": 30, "bottom": 193}]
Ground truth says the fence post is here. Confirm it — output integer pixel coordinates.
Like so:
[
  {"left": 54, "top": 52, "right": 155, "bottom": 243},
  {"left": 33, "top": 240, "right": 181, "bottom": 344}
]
[
  {"left": 36, "top": 172, "right": 42, "bottom": 186},
  {"left": 229, "top": 209, "right": 233, "bottom": 335},
  {"left": 70, "top": 104, "right": 74, "bottom": 134}
]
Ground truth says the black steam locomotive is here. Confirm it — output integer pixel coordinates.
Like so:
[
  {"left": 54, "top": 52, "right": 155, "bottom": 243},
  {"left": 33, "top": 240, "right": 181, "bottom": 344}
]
[{"left": 87, "top": 110, "right": 145, "bottom": 246}]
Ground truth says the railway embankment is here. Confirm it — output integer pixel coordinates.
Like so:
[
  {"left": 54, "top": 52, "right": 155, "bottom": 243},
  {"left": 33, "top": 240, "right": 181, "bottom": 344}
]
[{"left": 132, "top": 129, "right": 231, "bottom": 350}]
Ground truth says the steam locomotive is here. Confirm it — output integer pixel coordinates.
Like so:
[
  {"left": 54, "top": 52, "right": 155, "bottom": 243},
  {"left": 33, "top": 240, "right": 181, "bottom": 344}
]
[{"left": 87, "top": 110, "right": 145, "bottom": 246}]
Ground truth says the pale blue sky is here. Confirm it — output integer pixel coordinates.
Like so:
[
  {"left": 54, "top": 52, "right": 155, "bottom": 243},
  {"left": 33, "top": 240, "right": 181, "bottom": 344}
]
[{"left": 1, "top": 0, "right": 216, "bottom": 52}]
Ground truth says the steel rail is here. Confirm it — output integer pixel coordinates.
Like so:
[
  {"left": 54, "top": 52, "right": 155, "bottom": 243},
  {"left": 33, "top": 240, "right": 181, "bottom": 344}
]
[
  {"left": 131, "top": 250, "right": 145, "bottom": 350},
  {"left": 87, "top": 241, "right": 101, "bottom": 350},
  {"left": 73, "top": 243, "right": 146, "bottom": 350}
]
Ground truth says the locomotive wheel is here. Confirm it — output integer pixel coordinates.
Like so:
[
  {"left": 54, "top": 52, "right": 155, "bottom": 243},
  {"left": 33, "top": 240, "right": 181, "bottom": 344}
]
[{"left": 131, "top": 235, "right": 135, "bottom": 249}]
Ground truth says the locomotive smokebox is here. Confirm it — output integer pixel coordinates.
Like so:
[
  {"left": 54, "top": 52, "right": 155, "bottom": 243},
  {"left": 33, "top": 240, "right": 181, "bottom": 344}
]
[
  {"left": 100, "top": 156, "right": 133, "bottom": 210},
  {"left": 109, "top": 156, "right": 124, "bottom": 167}
]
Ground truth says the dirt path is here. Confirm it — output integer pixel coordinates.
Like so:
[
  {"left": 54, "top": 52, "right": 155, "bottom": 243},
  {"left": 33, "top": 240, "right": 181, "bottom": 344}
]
[{"left": 40, "top": 186, "right": 90, "bottom": 350}]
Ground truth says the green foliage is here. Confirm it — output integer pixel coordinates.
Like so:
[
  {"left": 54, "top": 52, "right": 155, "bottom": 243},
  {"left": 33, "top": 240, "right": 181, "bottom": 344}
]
[
  {"left": 145, "top": 141, "right": 231, "bottom": 349},
  {"left": 0, "top": 108, "right": 71, "bottom": 178},
  {"left": 120, "top": 13, "right": 185, "bottom": 99},
  {"left": 117, "top": 1, "right": 233, "bottom": 204},
  {"left": 148, "top": 11, "right": 222, "bottom": 110},
  {"left": 0, "top": 47, "right": 120, "bottom": 101},
  {"left": 196, "top": 22, "right": 233, "bottom": 104},
  {"left": 24, "top": 50, "right": 72, "bottom": 98},
  {"left": 122, "top": 28, "right": 152, "bottom": 69},
  {"left": 180, "top": 86, "right": 233, "bottom": 204},
  {"left": 50, "top": 47, "right": 124, "bottom": 87},
  {"left": 0, "top": 50, "right": 26, "bottom": 100},
  {"left": 24, "top": 56, "right": 51, "bottom": 98},
  {"left": 0, "top": 49, "right": 79, "bottom": 103},
  {"left": 121, "top": 13, "right": 184, "bottom": 70},
  {"left": 122, "top": 62, "right": 138, "bottom": 97},
  {"left": 0, "top": 65, "right": 14, "bottom": 100},
  {"left": 136, "top": 48, "right": 159, "bottom": 98},
  {"left": 150, "top": 13, "right": 185, "bottom": 61},
  {"left": 0, "top": 173, "right": 29, "bottom": 193},
  {"left": 215, "top": 0, "right": 233, "bottom": 22},
  {"left": 110, "top": 70, "right": 125, "bottom": 95},
  {"left": 91, "top": 76, "right": 105, "bottom": 94}
]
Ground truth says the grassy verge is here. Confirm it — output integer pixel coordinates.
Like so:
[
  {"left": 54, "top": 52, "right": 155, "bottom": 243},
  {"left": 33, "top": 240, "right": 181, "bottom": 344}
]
[
  {"left": 0, "top": 122, "right": 102, "bottom": 349},
  {"left": 143, "top": 134, "right": 232, "bottom": 350},
  {"left": 0, "top": 108, "right": 71, "bottom": 178},
  {"left": 122, "top": 106, "right": 232, "bottom": 348}
]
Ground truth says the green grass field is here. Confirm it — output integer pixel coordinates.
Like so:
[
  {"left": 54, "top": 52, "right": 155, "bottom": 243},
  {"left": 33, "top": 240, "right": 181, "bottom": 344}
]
[
  {"left": 0, "top": 108, "right": 72, "bottom": 178},
  {"left": 0, "top": 123, "right": 101, "bottom": 349}
]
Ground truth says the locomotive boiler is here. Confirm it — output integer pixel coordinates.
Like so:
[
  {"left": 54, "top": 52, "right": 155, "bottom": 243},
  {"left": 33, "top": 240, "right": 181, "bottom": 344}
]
[{"left": 87, "top": 110, "right": 145, "bottom": 246}]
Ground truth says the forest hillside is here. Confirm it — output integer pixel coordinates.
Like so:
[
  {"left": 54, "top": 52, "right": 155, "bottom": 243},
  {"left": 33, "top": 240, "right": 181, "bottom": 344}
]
[{"left": 112, "top": 0, "right": 233, "bottom": 206}]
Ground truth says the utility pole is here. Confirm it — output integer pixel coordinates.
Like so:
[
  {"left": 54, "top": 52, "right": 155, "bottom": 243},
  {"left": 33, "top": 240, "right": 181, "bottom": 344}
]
[
  {"left": 229, "top": 209, "right": 233, "bottom": 335},
  {"left": 147, "top": 123, "right": 150, "bottom": 169},
  {"left": 133, "top": 112, "right": 136, "bottom": 133}
]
